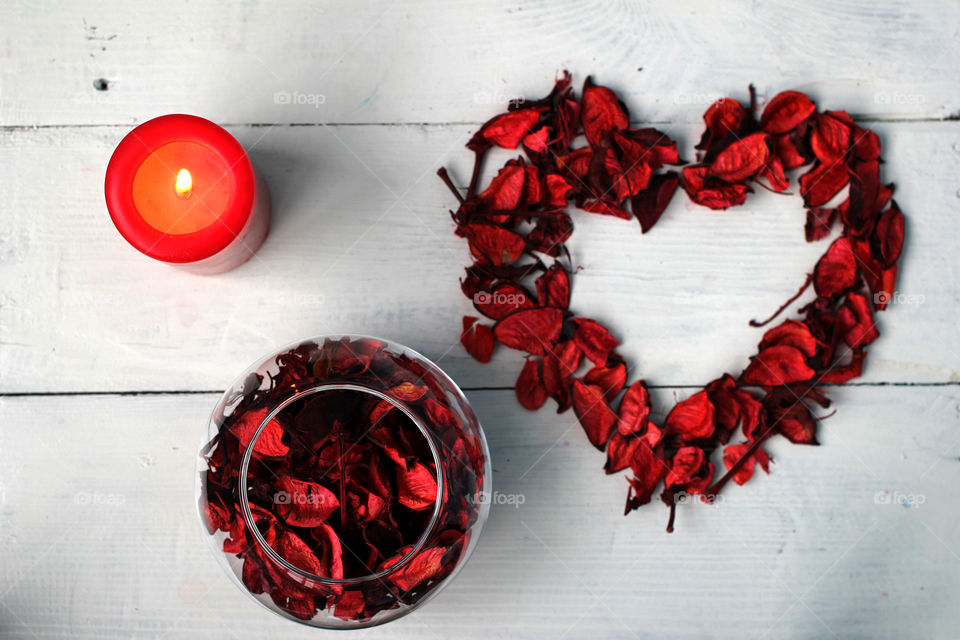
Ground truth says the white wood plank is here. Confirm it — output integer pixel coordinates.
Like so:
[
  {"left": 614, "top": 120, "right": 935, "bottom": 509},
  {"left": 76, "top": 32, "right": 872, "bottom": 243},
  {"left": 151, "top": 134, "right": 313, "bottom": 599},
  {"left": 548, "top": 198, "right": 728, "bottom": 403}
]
[
  {"left": 0, "top": 121, "right": 957, "bottom": 392},
  {"left": 0, "top": 387, "right": 957, "bottom": 639},
  {"left": 1, "top": 0, "right": 958, "bottom": 127}
]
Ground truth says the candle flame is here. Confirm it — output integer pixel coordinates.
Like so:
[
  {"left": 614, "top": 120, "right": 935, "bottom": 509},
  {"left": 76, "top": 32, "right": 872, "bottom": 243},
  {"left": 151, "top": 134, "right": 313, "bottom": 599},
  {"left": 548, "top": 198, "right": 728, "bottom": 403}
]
[{"left": 175, "top": 168, "right": 193, "bottom": 198}]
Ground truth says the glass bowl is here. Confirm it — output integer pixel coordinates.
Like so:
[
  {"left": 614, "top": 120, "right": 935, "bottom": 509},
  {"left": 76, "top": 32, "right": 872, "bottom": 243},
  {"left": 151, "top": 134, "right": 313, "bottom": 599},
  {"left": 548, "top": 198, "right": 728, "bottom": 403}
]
[{"left": 196, "top": 335, "right": 491, "bottom": 628}]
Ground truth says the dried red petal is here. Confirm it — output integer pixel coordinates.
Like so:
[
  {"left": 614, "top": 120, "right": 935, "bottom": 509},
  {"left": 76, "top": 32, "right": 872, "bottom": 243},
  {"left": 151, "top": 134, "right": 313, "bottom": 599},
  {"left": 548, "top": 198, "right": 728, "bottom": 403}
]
[
  {"left": 665, "top": 446, "right": 706, "bottom": 487},
  {"left": 810, "top": 112, "right": 852, "bottom": 162},
  {"left": 706, "top": 374, "right": 763, "bottom": 442},
  {"left": 516, "top": 358, "right": 548, "bottom": 411},
  {"left": 665, "top": 391, "right": 716, "bottom": 441},
  {"left": 202, "top": 499, "right": 231, "bottom": 534},
  {"left": 642, "top": 422, "right": 663, "bottom": 448},
  {"left": 772, "top": 133, "right": 807, "bottom": 169},
  {"left": 469, "top": 108, "right": 541, "bottom": 151},
  {"left": 846, "top": 160, "right": 883, "bottom": 234},
  {"left": 395, "top": 461, "right": 438, "bottom": 510},
  {"left": 474, "top": 282, "right": 536, "bottom": 320},
  {"left": 854, "top": 242, "right": 899, "bottom": 310},
  {"left": 554, "top": 95, "right": 581, "bottom": 151},
  {"left": 223, "top": 513, "right": 247, "bottom": 554},
  {"left": 557, "top": 147, "right": 593, "bottom": 178},
  {"left": 580, "top": 198, "right": 631, "bottom": 219},
  {"left": 276, "top": 529, "right": 324, "bottom": 576},
  {"left": 761, "top": 156, "right": 789, "bottom": 192},
  {"left": 759, "top": 319, "right": 819, "bottom": 357},
  {"left": 580, "top": 76, "right": 629, "bottom": 147},
  {"left": 799, "top": 161, "right": 849, "bottom": 208},
  {"left": 836, "top": 292, "right": 879, "bottom": 349},
  {"left": 390, "top": 381, "right": 428, "bottom": 402},
  {"left": 570, "top": 318, "right": 619, "bottom": 366},
  {"left": 460, "top": 316, "right": 495, "bottom": 363},
  {"left": 553, "top": 340, "right": 582, "bottom": 378},
  {"left": 722, "top": 442, "right": 771, "bottom": 485},
  {"left": 617, "top": 380, "right": 651, "bottom": 436},
  {"left": 611, "top": 156, "right": 653, "bottom": 200},
  {"left": 271, "top": 594, "right": 316, "bottom": 621},
  {"left": 523, "top": 164, "right": 543, "bottom": 205},
  {"left": 583, "top": 362, "right": 626, "bottom": 402},
  {"left": 232, "top": 407, "right": 289, "bottom": 458},
  {"left": 632, "top": 172, "right": 679, "bottom": 233},
  {"left": 527, "top": 213, "right": 573, "bottom": 256},
  {"left": 814, "top": 237, "right": 858, "bottom": 298},
  {"left": 709, "top": 132, "right": 770, "bottom": 183},
  {"left": 478, "top": 163, "right": 527, "bottom": 211},
  {"left": 388, "top": 546, "right": 446, "bottom": 591},
  {"left": 423, "top": 398, "right": 459, "bottom": 427},
  {"left": 571, "top": 380, "right": 618, "bottom": 449},
  {"left": 274, "top": 476, "right": 340, "bottom": 527},
  {"left": 742, "top": 345, "right": 815, "bottom": 386},
  {"left": 854, "top": 128, "right": 881, "bottom": 161},
  {"left": 698, "top": 98, "right": 746, "bottom": 150},
  {"left": 874, "top": 204, "right": 904, "bottom": 266},
  {"left": 522, "top": 126, "right": 551, "bottom": 154},
  {"left": 819, "top": 351, "right": 865, "bottom": 384},
  {"left": 333, "top": 590, "right": 367, "bottom": 620},
  {"left": 543, "top": 340, "right": 580, "bottom": 411},
  {"left": 604, "top": 432, "right": 642, "bottom": 474},
  {"left": 625, "top": 441, "right": 667, "bottom": 512},
  {"left": 760, "top": 91, "right": 816, "bottom": 134},
  {"left": 242, "top": 551, "right": 267, "bottom": 594},
  {"left": 734, "top": 389, "right": 764, "bottom": 441},
  {"left": 768, "top": 397, "right": 818, "bottom": 445},
  {"left": 535, "top": 263, "right": 570, "bottom": 309},
  {"left": 493, "top": 308, "right": 564, "bottom": 356},
  {"left": 704, "top": 375, "right": 739, "bottom": 439},
  {"left": 545, "top": 173, "right": 573, "bottom": 207},
  {"left": 682, "top": 165, "right": 750, "bottom": 210},
  {"left": 463, "top": 224, "right": 526, "bottom": 266},
  {"left": 311, "top": 522, "right": 344, "bottom": 582},
  {"left": 805, "top": 207, "right": 837, "bottom": 242},
  {"left": 368, "top": 398, "right": 397, "bottom": 426},
  {"left": 618, "top": 128, "right": 679, "bottom": 166}
]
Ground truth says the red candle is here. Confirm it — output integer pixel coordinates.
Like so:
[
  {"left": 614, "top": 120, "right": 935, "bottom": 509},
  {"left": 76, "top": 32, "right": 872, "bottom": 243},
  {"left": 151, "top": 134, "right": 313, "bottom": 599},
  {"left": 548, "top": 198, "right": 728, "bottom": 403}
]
[{"left": 105, "top": 114, "right": 271, "bottom": 274}]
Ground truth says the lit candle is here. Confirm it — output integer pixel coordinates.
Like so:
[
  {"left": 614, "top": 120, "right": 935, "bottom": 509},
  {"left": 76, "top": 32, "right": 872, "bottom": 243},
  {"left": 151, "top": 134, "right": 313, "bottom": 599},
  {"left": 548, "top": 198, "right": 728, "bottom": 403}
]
[{"left": 105, "top": 114, "right": 271, "bottom": 273}]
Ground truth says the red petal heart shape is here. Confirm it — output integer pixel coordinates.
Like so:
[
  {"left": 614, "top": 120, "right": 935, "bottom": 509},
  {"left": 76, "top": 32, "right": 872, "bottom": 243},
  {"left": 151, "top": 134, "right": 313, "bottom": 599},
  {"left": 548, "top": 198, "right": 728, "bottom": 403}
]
[{"left": 440, "top": 73, "right": 905, "bottom": 532}]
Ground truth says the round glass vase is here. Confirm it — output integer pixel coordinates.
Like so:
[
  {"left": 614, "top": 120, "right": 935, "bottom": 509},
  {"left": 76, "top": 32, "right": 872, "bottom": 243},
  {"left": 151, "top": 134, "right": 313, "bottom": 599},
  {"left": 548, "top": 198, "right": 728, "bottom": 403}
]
[{"left": 196, "top": 335, "right": 491, "bottom": 628}]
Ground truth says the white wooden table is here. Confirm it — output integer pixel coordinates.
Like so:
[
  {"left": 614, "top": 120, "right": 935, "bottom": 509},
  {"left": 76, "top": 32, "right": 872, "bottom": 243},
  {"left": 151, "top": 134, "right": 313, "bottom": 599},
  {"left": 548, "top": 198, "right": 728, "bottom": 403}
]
[{"left": 2, "top": 1, "right": 959, "bottom": 638}]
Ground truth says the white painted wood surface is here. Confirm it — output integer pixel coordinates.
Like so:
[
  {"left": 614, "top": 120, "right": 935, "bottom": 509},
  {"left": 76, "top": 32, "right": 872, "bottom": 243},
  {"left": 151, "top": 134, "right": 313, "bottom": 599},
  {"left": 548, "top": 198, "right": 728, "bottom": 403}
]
[
  {"left": 1, "top": 1, "right": 958, "bottom": 638},
  {"left": 1, "top": 120, "right": 958, "bottom": 392},
  {"left": 1, "top": 1, "right": 959, "bottom": 126},
  {"left": 1, "top": 389, "right": 958, "bottom": 639}
]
